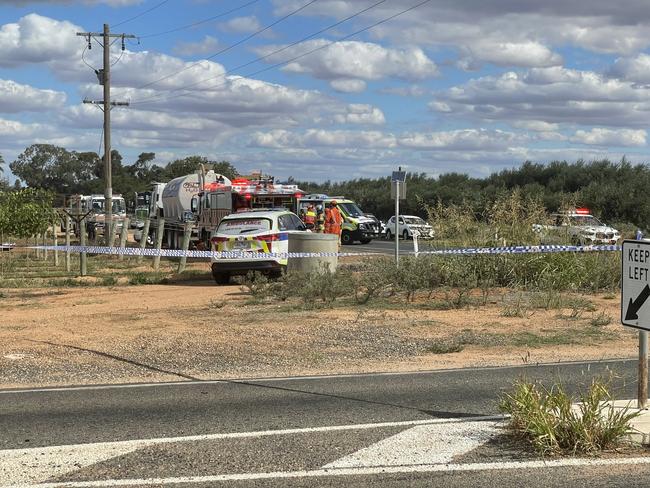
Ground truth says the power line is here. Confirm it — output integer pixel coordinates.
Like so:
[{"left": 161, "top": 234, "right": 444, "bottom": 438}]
[
  {"left": 140, "top": 0, "right": 261, "bottom": 39},
  {"left": 131, "top": 0, "right": 396, "bottom": 106},
  {"left": 136, "top": 0, "right": 320, "bottom": 91},
  {"left": 113, "top": 0, "right": 171, "bottom": 28}
]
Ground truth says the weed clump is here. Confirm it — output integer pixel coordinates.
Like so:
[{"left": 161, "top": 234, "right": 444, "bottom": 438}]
[
  {"left": 499, "top": 377, "right": 640, "bottom": 455},
  {"left": 128, "top": 272, "right": 167, "bottom": 285}
]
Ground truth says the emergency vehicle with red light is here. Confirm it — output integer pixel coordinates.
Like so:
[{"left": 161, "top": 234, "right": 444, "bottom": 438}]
[
  {"left": 135, "top": 167, "right": 306, "bottom": 250},
  {"left": 533, "top": 207, "right": 621, "bottom": 245},
  {"left": 194, "top": 173, "right": 305, "bottom": 249}
]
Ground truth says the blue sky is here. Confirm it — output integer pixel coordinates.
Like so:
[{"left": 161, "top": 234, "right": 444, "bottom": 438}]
[{"left": 2, "top": 0, "right": 650, "bottom": 183}]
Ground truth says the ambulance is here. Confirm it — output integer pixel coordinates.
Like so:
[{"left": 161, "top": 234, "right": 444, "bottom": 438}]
[{"left": 296, "top": 194, "right": 380, "bottom": 245}]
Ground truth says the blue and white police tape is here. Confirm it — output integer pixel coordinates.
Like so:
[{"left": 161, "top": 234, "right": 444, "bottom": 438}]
[{"left": 29, "top": 243, "right": 622, "bottom": 259}]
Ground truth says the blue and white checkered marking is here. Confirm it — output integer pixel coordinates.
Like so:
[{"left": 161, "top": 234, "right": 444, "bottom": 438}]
[{"left": 30, "top": 244, "right": 622, "bottom": 259}]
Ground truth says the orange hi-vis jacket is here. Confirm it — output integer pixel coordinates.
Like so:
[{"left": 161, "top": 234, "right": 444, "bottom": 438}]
[{"left": 324, "top": 206, "right": 343, "bottom": 235}]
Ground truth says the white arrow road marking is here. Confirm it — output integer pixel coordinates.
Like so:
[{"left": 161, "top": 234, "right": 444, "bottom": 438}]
[
  {"left": 0, "top": 416, "right": 502, "bottom": 485},
  {"left": 324, "top": 420, "right": 499, "bottom": 468}
]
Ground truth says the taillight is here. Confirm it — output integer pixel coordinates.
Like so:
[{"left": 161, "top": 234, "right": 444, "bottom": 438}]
[
  {"left": 257, "top": 234, "right": 279, "bottom": 242},
  {"left": 211, "top": 236, "right": 228, "bottom": 243}
]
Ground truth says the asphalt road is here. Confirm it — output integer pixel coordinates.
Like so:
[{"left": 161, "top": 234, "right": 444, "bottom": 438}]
[
  {"left": 349, "top": 236, "right": 419, "bottom": 255},
  {"left": 2, "top": 359, "right": 649, "bottom": 487}
]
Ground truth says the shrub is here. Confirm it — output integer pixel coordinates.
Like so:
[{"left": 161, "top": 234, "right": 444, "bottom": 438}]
[
  {"left": 128, "top": 272, "right": 167, "bottom": 285},
  {"left": 352, "top": 257, "right": 395, "bottom": 304},
  {"left": 100, "top": 275, "right": 118, "bottom": 286},
  {"left": 241, "top": 271, "right": 272, "bottom": 299},
  {"left": 499, "top": 377, "right": 640, "bottom": 455},
  {"left": 590, "top": 311, "right": 613, "bottom": 327}
]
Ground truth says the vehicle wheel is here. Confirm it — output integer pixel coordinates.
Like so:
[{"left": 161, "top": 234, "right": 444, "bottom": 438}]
[
  {"left": 385, "top": 230, "right": 392, "bottom": 240},
  {"left": 212, "top": 272, "right": 230, "bottom": 285},
  {"left": 341, "top": 230, "right": 353, "bottom": 245},
  {"left": 360, "top": 238, "right": 371, "bottom": 244},
  {"left": 402, "top": 230, "right": 409, "bottom": 240}
]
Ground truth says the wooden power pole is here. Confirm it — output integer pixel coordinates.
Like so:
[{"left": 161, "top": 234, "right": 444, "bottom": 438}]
[{"left": 77, "top": 25, "right": 135, "bottom": 245}]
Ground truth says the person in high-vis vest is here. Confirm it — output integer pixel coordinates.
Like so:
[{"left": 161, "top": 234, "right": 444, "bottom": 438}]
[
  {"left": 316, "top": 205, "right": 325, "bottom": 233},
  {"left": 304, "top": 203, "right": 316, "bottom": 230},
  {"left": 324, "top": 200, "right": 343, "bottom": 243}
]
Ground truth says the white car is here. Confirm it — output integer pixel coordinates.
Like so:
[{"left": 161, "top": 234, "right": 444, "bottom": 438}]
[
  {"left": 533, "top": 208, "right": 620, "bottom": 245},
  {"left": 210, "top": 209, "right": 307, "bottom": 284},
  {"left": 384, "top": 215, "right": 434, "bottom": 240}
]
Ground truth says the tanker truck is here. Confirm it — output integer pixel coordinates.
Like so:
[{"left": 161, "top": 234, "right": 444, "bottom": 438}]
[{"left": 137, "top": 170, "right": 232, "bottom": 249}]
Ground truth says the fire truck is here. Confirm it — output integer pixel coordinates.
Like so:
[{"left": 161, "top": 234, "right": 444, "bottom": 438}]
[
  {"left": 193, "top": 174, "right": 305, "bottom": 249},
  {"left": 135, "top": 168, "right": 305, "bottom": 249}
]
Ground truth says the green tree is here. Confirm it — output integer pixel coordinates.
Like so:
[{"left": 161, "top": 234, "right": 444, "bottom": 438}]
[
  {"left": 0, "top": 188, "right": 55, "bottom": 238},
  {"left": 163, "top": 156, "right": 238, "bottom": 180},
  {"left": 10, "top": 144, "right": 96, "bottom": 194}
]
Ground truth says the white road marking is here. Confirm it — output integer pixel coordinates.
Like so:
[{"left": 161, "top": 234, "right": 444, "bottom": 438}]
[
  {"left": 0, "top": 416, "right": 502, "bottom": 486},
  {"left": 324, "top": 421, "right": 499, "bottom": 468},
  {"left": 0, "top": 444, "right": 139, "bottom": 485},
  {"left": 5, "top": 456, "right": 650, "bottom": 487},
  {"left": 0, "top": 358, "right": 633, "bottom": 394}
]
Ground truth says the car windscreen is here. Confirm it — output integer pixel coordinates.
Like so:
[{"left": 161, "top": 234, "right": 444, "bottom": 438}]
[
  {"left": 404, "top": 217, "right": 426, "bottom": 225},
  {"left": 217, "top": 218, "right": 272, "bottom": 235},
  {"left": 570, "top": 216, "right": 602, "bottom": 226},
  {"left": 338, "top": 202, "right": 364, "bottom": 217}
]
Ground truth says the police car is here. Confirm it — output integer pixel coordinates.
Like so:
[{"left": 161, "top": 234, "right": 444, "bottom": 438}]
[
  {"left": 210, "top": 209, "right": 307, "bottom": 284},
  {"left": 533, "top": 208, "right": 621, "bottom": 245}
]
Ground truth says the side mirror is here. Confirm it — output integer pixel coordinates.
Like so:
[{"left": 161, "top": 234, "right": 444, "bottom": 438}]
[{"left": 190, "top": 196, "right": 198, "bottom": 213}]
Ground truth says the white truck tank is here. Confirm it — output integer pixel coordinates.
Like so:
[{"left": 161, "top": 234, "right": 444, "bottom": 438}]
[{"left": 162, "top": 170, "right": 231, "bottom": 222}]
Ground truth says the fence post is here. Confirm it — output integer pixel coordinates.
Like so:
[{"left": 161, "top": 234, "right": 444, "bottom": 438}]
[
  {"left": 177, "top": 222, "right": 193, "bottom": 273},
  {"left": 42, "top": 232, "right": 48, "bottom": 261},
  {"left": 79, "top": 217, "right": 87, "bottom": 277},
  {"left": 118, "top": 217, "right": 130, "bottom": 261},
  {"left": 109, "top": 218, "right": 119, "bottom": 249},
  {"left": 153, "top": 218, "right": 165, "bottom": 271},
  {"left": 53, "top": 219, "right": 59, "bottom": 267},
  {"left": 65, "top": 216, "right": 71, "bottom": 273},
  {"left": 137, "top": 218, "right": 151, "bottom": 264}
]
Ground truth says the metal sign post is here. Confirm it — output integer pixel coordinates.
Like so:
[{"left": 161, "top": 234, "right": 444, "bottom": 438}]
[
  {"left": 391, "top": 168, "right": 406, "bottom": 266},
  {"left": 621, "top": 239, "right": 650, "bottom": 408}
]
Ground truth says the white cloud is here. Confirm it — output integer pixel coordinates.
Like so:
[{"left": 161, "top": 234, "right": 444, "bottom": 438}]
[
  {"left": 333, "top": 104, "right": 385, "bottom": 125},
  {"left": 434, "top": 67, "right": 650, "bottom": 128},
  {"left": 172, "top": 36, "right": 219, "bottom": 57},
  {"left": 512, "top": 120, "right": 559, "bottom": 132},
  {"left": 0, "top": 14, "right": 81, "bottom": 68},
  {"left": 0, "top": 117, "right": 41, "bottom": 138},
  {"left": 570, "top": 128, "right": 647, "bottom": 146},
  {"left": 609, "top": 54, "right": 650, "bottom": 84},
  {"left": 329, "top": 79, "right": 366, "bottom": 93},
  {"left": 256, "top": 40, "right": 438, "bottom": 90},
  {"left": 461, "top": 41, "right": 562, "bottom": 68},
  {"left": 220, "top": 16, "right": 262, "bottom": 34},
  {"left": 0, "top": 79, "right": 65, "bottom": 113},
  {"left": 399, "top": 129, "right": 521, "bottom": 151},
  {"left": 250, "top": 128, "right": 523, "bottom": 152}
]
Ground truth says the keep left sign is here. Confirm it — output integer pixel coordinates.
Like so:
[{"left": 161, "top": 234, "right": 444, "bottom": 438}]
[{"left": 622, "top": 240, "right": 650, "bottom": 330}]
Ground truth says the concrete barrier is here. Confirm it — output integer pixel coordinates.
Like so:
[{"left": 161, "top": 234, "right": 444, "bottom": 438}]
[{"left": 288, "top": 233, "right": 338, "bottom": 273}]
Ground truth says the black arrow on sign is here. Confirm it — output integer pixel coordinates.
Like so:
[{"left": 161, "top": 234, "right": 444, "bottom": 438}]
[{"left": 626, "top": 285, "right": 650, "bottom": 320}]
